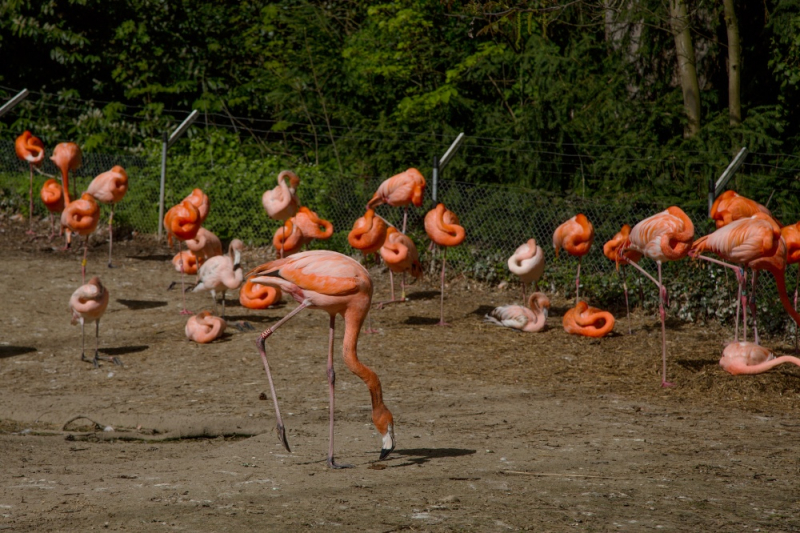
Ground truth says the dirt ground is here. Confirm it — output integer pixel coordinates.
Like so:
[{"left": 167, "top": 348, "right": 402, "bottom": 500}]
[{"left": 2, "top": 216, "right": 800, "bottom": 532}]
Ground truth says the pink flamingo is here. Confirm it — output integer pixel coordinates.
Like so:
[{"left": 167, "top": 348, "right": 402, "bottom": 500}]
[
  {"left": 172, "top": 250, "right": 198, "bottom": 275},
  {"left": 348, "top": 209, "right": 388, "bottom": 333},
  {"left": 164, "top": 199, "right": 202, "bottom": 314},
  {"left": 183, "top": 188, "right": 210, "bottom": 225},
  {"left": 485, "top": 292, "right": 550, "bottom": 332},
  {"left": 61, "top": 192, "right": 101, "bottom": 283},
  {"left": 185, "top": 227, "right": 223, "bottom": 267},
  {"left": 15, "top": 131, "right": 45, "bottom": 234},
  {"left": 185, "top": 310, "right": 227, "bottom": 344},
  {"left": 247, "top": 250, "right": 395, "bottom": 468},
  {"left": 562, "top": 301, "right": 616, "bottom": 338},
  {"left": 603, "top": 224, "right": 642, "bottom": 334},
  {"left": 262, "top": 170, "right": 300, "bottom": 221},
  {"left": 553, "top": 214, "right": 594, "bottom": 304},
  {"left": 239, "top": 280, "right": 282, "bottom": 309},
  {"left": 69, "top": 276, "right": 120, "bottom": 367},
  {"left": 40, "top": 179, "right": 65, "bottom": 240},
  {"left": 192, "top": 239, "right": 244, "bottom": 317},
  {"left": 378, "top": 227, "right": 423, "bottom": 307},
  {"left": 273, "top": 218, "right": 307, "bottom": 258},
  {"left": 50, "top": 142, "right": 82, "bottom": 248},
  {"left": 86, "top": 165, "right": 128, "bottom": 268},
  {"left": 425, "top": 203, "right": 466, "bottom": 326},
  {"left": 711, "top": 190, "right": 781, "bottom": 229},
  {"left": 293, "top": 206, "right": 333, "bottom": 245},
  {"left": 719, "top": 342, "right": 800, "bottom": 375},
  {"left": 367, "top": 168, "right": 426, "bottom": 233},
  {"left": 507, "top": 238, "right": 545, "bottom": 302}
]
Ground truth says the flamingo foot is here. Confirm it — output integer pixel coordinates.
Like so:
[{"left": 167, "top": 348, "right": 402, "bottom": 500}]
[
  {"left": 81, "top": 353, "right": 99, "bottom": 368},
  {"left": 180, "top": 308, "right": 194, "bottom": 316},
  {"left": 25, "top": 230, "right": 36, "bottom": 236},
  {"left": 436, "top": 321, "right": 451, "bottom": 327},
  {"left": 373, "top": 297, "right": 408, "bottom": 309},
  {"left": 277, "top": 423, "right": 291, "bottom": 453},
  {"left": 327, "top": 457, "right": 355, "bottom": 469},
  {"left": 363, "top": 328, "right": 380, "bottom": 334},
  {"left": 108, "top": 262, "right": 117, "bottom": 269},
  {"left": 661, "top": 380, "right": 675, "bottom": 388}
]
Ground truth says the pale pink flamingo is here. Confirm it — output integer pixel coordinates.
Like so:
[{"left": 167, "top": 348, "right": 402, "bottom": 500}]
[
  {"left": 164, "top": 199, "right": 202, "bottom": 314},
  {"left": 485, "top": 292, "right": 550, "bottom": 332},
  {"left": 185, "top": 310, "right": 227, "bottom": 344},
  {"left": 553, "top": 214, "right": 594, "bottom": 304},
  {"left": 185, "top": 227, "right": 223, "bottom": 267},
  {"left": 61, "top": 192, "right": 101, "bottom": 283},
  {"left": 86, "top": 165, "right": 128, "bottom": 268},
  {"left": 262, "top": 170, "right": 300, "bottom": 221},
  {"left": 719, "top": 342, "right": 800, "bottom": 375},
  {"left": 247, "top": 250, "right": 395, "bottom": 468},
  {"left": 425, "top": 203, "right": 466, "bottom": 326},
  {"left": 69, "top": 276, "right": 120, "bottom": 367},
  {"left": 367, "top": 168, "right": 426, "bottom": 233},
  {"left": 378, "top": 227, "right": 422, "bottom": 307},
  {"left": 507, "top": 238, "right": 545, "bottom": 302},
  {"left": 562, "top": 301, "right": 616, "bottom": 338},
  {"left": 192, "top": 239, "right": 244, "bottom": 317},
  {"left": 15, "top": 131, "right": 45, "bottom": 234},
  {"left": 603, "top": 224, "right": 642, "bottom": 334},
  {"left": 40, "top": 179, "right": 65, "bottom": 240}
]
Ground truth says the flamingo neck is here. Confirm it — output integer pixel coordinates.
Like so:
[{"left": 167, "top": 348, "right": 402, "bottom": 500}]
[
  {"left": 728, "top": 355, "right": 800, "bottom": 375},
  {"left": 770, "top": 267, "right": 800, "bottom": 327}
]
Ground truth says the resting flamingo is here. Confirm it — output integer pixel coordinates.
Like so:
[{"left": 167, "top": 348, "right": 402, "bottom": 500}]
[
  {"left": 192, "top": 239, "right": 244, "bottom": 317},
  {"left": 425, "top": 203, "right": 466, "bottom": 326},
  {"left": 262, "top": 170, "right": 300, "bottom": 221},
  {"left": 485, "top": 292, "right": 550, "bottom": 332},
  {"left": 619, "top": 206, "right": 694, "bottom": 387},
  {"left": 507, "top": 238, "right": 545, "bottom": 302},
  {"left": 367, "top": 168, "right": 426, "bottom": 233},
  {"left": 239, "top": 280, "right": 282, "bottom": 310},
  {"left": 719, "top": 342, "right": 800, "bottom": 375},
  {"left": 185, "top": 227, "right": 223, "bottom": 267},
  {"left": 782, "top": 222, "right": 800, "bottom": 351},
  {"left": 183, "top": 188, "right": 210, "bottom": 224},
  {"left": 15, "top": 131, "right": 45, "bottom": 234},
  {"left": 185, "top": 311, "right": 227, "bottom": 344},
  {"left": 40, "top": 179, "right": 65, "bottom": 240},
  {"left": 711, "top": 190, "right": 781, "bottom": 229},
  {"left": 603, "top": 224, "right": 642, "bottom": 334},
  {"left": 164, "top": 199, "right": 203, "bottom": 314},
  {"left": 61, "top": 193, "right": 101, "bottom": 283},
  {"left": 553, "top": 214, "right": 594, "bottom": 304},
  {"left": 293, "top": 206, "right": 333, "bottom": 245},
  {"left": 247, "top": 250, "right": 395, "bottom": 468},
  {"left": 69, "top": 276, "right": 120, "bottom": 367},
  {"left": 562, "top": 301, "right": 616, "bottom": 337},
  {"left": 348, "top": 209, "right": 388, "bottom": 333},
  {"left": 50, "top": 142, "right": 82, "bottom": 248},
  {"left": 87, "top": 165, "right": 128, "bottom": 268},
  {"left": 273, "top": 218, "right": 306, "bottom": 258},
  {"left": 378, "top": 227, "right": 422, "bottom": 307},
  {"left": 172, "top": 250, "right": 198, "bottom": 275}
]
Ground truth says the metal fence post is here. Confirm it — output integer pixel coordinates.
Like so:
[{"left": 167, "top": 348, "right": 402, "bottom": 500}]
[
  {"left": 432, "top": 155, "right": 439, "bottom": 203},
  {"left": 0, "top": 89, "right": 29, "bottom": 119},
  {"left": 157, "top": 132, "right": 168, "bottom": 241}
]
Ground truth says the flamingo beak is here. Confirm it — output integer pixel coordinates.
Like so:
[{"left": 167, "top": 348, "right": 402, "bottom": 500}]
[{"left": 379, "top": 425, "right": 395, "bottom": 460}]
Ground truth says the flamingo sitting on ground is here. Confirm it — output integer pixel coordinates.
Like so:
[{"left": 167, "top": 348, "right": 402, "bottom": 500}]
[
  {"left": 164, "top": 199, "right": 203, "bottom": 314},
  {"left": 185, "top": 310, "right": 227, "bottom": 344},
  {"left": 40, "top": 179, "right": 65, "bottom": 240},
  {"left": 485, "top": 292, "right": 550, "bottom": 332},
  {"left": 507, "top": 238, "right": 545, "bottom": 303},
  {"left": 15, "top": 131, "right": 45, "bottom": 234},
  {"left": 192, "top": 239, "right": 244, "bottom": 317},
  {"left": 293, "top": 206, "right": 333, "bottom": 245},
  {"left": 239, "top": 280, "right": 282, "bottom": 309},
  {"left": 562, "top": 301, "right": 616, "bottom": 337},
  {"left": 553, "top": 214, "right": 594, "bottom": 304},
  {"left": 50, "top": 142, "right": 82, "bottom": 248},
  {"left": 262, "top": 170, "right": 300, "bottom": 221},
  {"left": 273, "top": 218, "right": 306, "bottom": 258},
  {"left": 719, "top": 342, "right": 800, "bottom": 375},
  {"left": 87, "top": 165, "right": 128, "bottom": 268},
  {"left": 185, "top": 227, "right": 223, "bottom": 267},
  {"left": 378, "top": 227, "right": 422, "bottom": 307},
  {"left": 425, "top": 203, "right": 466, "bottom": 326},
  {"left": 61, "top": 193, "right": 101, "bottom": 283},
  {"left": 711, "top": 190, "right": 781, "bottom": 229},
  {"left": 603, "top": 224, "right": 642, "bottom": 334},
  {"left": 69, "top": 276, "right": 120, "bottom": 367},
  {"left": 367, "top": 168, "right": 426, "bottom": 233},
  {"left": 247, "top": 250, "right": 395, "bottom": 468},
  {"left": 172, "top": 250, "right": 198, "bottom": 275}
]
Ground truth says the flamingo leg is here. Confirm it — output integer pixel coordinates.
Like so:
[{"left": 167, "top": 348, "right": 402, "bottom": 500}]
[
  {"left": 733, "top": 276, "right": 742, "bottom": 342},
  {"left": 437, "top": 247, "right": 449, "bottom": 326},
  {"left": 178, "top": 242, "right": 193, "bottom": 315},
  {"left": 81, "top": 235, "right": 89, "bottom": 284},
  {"left": 375, "top": 270, "right": 403, "bottom": 308},
  {"left": 621, "top": 267, "right": 631, "bottom": 335},
  {"left": 402, "top": 206, "right": 408, "bottom": 234},
  {"left": 327, "top": 315, "right": 353, "bottom": 469},
  {"left": 749, "top": 270, "right": 760, "bottom": 345},
  {"left": 521, "top": 281, "right": 527, "bottom": 304},
  {"left": 27, "top": 164, "right": 35, "bottom": 235},
  {"left": 48, "top": 213, "right": 56, "bottom": 241},
  {"left": 78, "top": 318, "right": 91, "bottom": 366},
  {"left": 657, "top": 262, "right": 673, "bottom": 388},
  {"left": 741, "top": 270, "right": 748, "bottom": 344},
  {"left": 575, "top": 257, "right": 582, "bottom": 304},
  {"left": 221, "top": 291, "right": 226, "bottom": 319},
  {"left": 256, "top": 299, "right": 313, "bottom": 453},
  {"left": 107, "top": 205, "right": 116, "bottom": 268}
]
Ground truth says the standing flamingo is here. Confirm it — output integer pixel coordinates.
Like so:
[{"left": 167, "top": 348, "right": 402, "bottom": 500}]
[
  {"left": 262, "top": 170, "right": 300, "bottom": 221},
  {"left": 50, "top": 142, "right": 82, "bottom": 248},
  {"left": 192, "top": 239, "right": 244, "bottom": 317},
  {"left": 164, "top": 199, "right": 203, "bottom": 314},
  {"left": 185, "top": 311, "right": 228, "bottom": 344},
  {"left": 40, "top": 179, "right": 65, "bottom": 240},
  {"left": 86, "top": 165, "right": 128, "bottom": 268},
  {"left": 15, "top": 131, "right": 45, "bottom": 234},
  {"left": 185, "top": 227, "right": 223, "bottom": 267},
  {"left": 782, "top": 222, "right": 800, "bottom": 351},
  {"left": 69, "top": 276, "right": 120, "bottom": 367},
  {"left": 61, "top": 193, "right": 101, "bottom": 283},
  {"left": 507, "top": 238, "right": 545, "bottom": 302},
  {"left": 603, "top": 224, "right": 642, "bottom": 334},
  {"left": 553, "top": 214, "right": 594, "bottom": 304},
  {"left": 273, "top": 218, "right": 307, "bottom": 258},
  {"left": 239, "top": 280, "right": 282, "bottom": 309},
  {"left": 247, "top": 250, "right": 395, "bottom": 468},
  {"left": 183, "top": 188, "right": 210, "bottom": 224},
  {"left": 719, "top": 342, "right": 800, "bottom": 375},
  {"left": 293, "top": 206, "right": 333, "bottom": 245},
  {"left": 562, "top": 301, "right": 616, "bottom": 337},
  {"left": 485, "top": 292, "right": 550, "bottom": 332},
  {"left": 711, "top": 190, "right": 781, "bottom": 229},
  {"left": 619, "top": 206, "right": 694, "bottom": 387},
  {"left": 172, "top": 250, "right": 199, "bottom": 275},
  {"left": 367, "top": 168, "right": 426, "bottom": 233},
  {"left": 348, "top": 209, "right": 388, "bottom": 333},
  {"left": 425, "top": 203, "right": 466, "bottom": 326},
  {"left": 378, "top": 227, "right": 423, "bottom": 307}
]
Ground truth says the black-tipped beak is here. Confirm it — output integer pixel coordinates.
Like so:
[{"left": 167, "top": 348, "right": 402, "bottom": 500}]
[{"left": 379, "top": 447, "right": 392, "bottom": 461}]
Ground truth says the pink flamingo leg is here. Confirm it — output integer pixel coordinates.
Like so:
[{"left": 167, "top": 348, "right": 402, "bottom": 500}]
[
  {"left": 657, "top": 262, "right": 674, "bottom": 388},
  {"left": 693, "top": 254, "right": 747, "bottom": 341},
  {"left": 81, "top": 236, "right": 89, "bottom": 284},
  {"left": 327, "top": 315, "right": 353, "bottom": 469},
  {"left": 178, "top": 241, "right": 193, "bottom": 315},
  {"left": 107, "top": 205, "right": 116, "bottom": 268},
  {"left": 575, "top": 257, "right": 581, "bottom": 304},
  {"left": 621, "top": 267, "right": 632, "bottom": 335},
  {"left": 402, "top": 206, "right": 408, "bottom": 235},
  {"left": 376, "top": 270, "right": 405, "bottom": 309},
  {"left": 437, "top": 247, "right": 449, "bottom": 326},
  {"left": 27, "top": 164, "right": 36, "bottom": 235}
]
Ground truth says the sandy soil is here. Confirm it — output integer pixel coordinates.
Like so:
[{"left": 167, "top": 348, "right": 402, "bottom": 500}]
[{"left": 2, "top": 217, "right": 800, "bottom": 532}]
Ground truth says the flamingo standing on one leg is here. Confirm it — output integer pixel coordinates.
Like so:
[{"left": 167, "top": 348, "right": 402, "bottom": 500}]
[
  {"left": 348, "top": 209, "right": 388, "bottom": 333},
  {"left": 61, "top": 193, "right": 101, "bottom": 283},
  {"left": 69, "top": 276, "right": 120, "bottom": 367},
  {"left": 425, "top": 203, "right": 466, "bottom": 326},
  {"left": 553, "top": 214, "right": 594, "bottom": 305},
  {"left": 164, "top": 199, "right": 203, "bottom": 314},
  {"left": 719, "top": 342, "right": 800, "bottom": 375},
  {"left": 185, "top": 310, "right": 227, "bottom": 344},
  {"left": 711, "top": 190, "right": 782, "bottom": 229},
  {"left": 247, "top": 250, "right": 395, "bottom": 468},
  {"left": 15, "top": 131, "right": 45, "bottom": 235},
  {"left": 367, "top": 168, "right": 426, "bottom": 234},
  {"left": 182, "top": 188, "right": 210, "bottom": 224},
  {"left": 263, "top": 170, "right": 301, "bottom": 258},
  {"left": 603, "top": 224, "right": 642, "bottom": 334},
  {"left": 86, "top": 165, "right": 128, "bottom": 268},
  {"left": 273, "top": 218, "right": 307, "bottom": 258},
  {"left": 620, "top": 206, "right": 694, "bottom": 387},
  {"left": 172, "top": 250, "right": 198, "bottom": 275},
  {"left": 40, "top": 179, "right": 65, "bottom": 240},
  {"left": 507, "top": 238, "right": 545, "bottom": 303},
  {"left": 485, "top": 292, "right": 550, "bottom": 332},
  {"left": 50, "top": 142, "right": 82, "bottom": 249},
  {"left": 192, "top": 239, "right": 244, "bottom": 317},
  {"left": 239, "top": 280, "right": 282, "bottom": 309},
  {"left": 562, "top": 301, "right": 616, "bottom": 337},
  {"left": 378, "top": 227, "right": 423, "bottom": 307}
]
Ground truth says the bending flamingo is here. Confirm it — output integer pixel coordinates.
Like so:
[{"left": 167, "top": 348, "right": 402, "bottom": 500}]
[
  {"left": 293, "top": 206, "right": 333, "bottom": 245},
  {"left": 164, "top": 199, "right": 203, "bottom": 314},
  {"left": 87, "top": 165, "right": 128, "bottom": 268},
  {"left": 507, "top": 238, "right": 545, "bottom": 302},
  {"left": 262, "top": 170, "right": 300, "bottom": 221},
  {"left": 61, "top": 193, "right": 101, "bottom": 283},
  {"left": 620, "top": 206, "right": 694, "bottom": 387},
  {"left": 15, "top": 131, "right": 45, "bottom": 234},
  {"left": 239, "top": 280, "right": 282, "bottom": 309},
  {"left": 720, "top": 342, "right": 800, "bottom": 375},
  {"left": 425, "top": 203, "right": 466, "bottom": 326},
  {"left": 247, "top": 250, "right": 395, "bottom": 468},
  {"left": 50, "top": 142, "right": 82, "bottom": 248},
  {"left": 562, "top": 301, "right": 616, "bottom": 337},
  {"left": 367, "top": 168, "right": 426, "bottom": 233},
  {"left": 378, "top": 227, "right": 423, "bottom": 307},
  {"left": 192, "top": 239, "right": 244, "bottom": 317},
  {"left": 553, "top": 214, "right": 594, "bottom": 304},
  {"left": 711, "top": 190, "right": 781, "bottom": 229},
  {"left": 485, "top": 292, "right": 550, "bottom": 333},
  {"left": 185, "top": 311, "right": 227, "bottom": 344},
  {"left": 69, "top": 276, "right": 120, "bottom": 367},
  {"left": 603, "top": 224, "right": 642, "bottom": 334},
  {"left": 40, "top": 179, "right": 65, "bottom": 240},
  {"left": 273, "top": 218, "right": 306, "bottom": 258}
]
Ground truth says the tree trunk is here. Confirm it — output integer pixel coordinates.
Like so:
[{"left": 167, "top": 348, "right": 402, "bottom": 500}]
[
  {"left": 723, "top": 0, "right": 742, "bottom": 127},
  {"left": 669, "top": 0, "right": 701, "bottom": 137}
]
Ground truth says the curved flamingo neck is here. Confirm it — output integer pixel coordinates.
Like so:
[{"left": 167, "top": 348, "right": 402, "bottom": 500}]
[
  {"left": 768, "top": 267, "right": 800, "bottom": 327},
  {"left": 727, "top": 355, "right": 800, "bottom": 375}
]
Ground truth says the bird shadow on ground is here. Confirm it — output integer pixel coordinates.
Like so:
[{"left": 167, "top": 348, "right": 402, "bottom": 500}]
[
  {"left": 117, "top": 299, "right": 168, "bottom": 310},
  {"left": 100, "top": 345, "right": 149, "bottom": 356},
  {"left": 127, "top": 254, "right": 172, "bottom": 261},
  {"left": 404, "top": 316, "right": 441, "bottom": 326},
  {"left": 389, "top": 447, "right": 477, "bottom": 467},
  {"left": 675, "top": 358, "right": 719, "bottom": 372},
  {"left": 406, "top": 290, "right": 440, "bottom": 301},
  {"left": 0, "top": 346, "right": 37, "bottom": 359},
  {"left": 638, "top": 317, "right": 688, "bottom": 332},
  {"left": 471, "top": 305, "right": 496, "bottom": 317}
]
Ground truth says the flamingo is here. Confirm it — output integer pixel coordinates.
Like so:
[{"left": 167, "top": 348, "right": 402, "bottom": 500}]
[
  {"left": 61, "top": 193, "right": 101, "bottom": 283},
  {"left": 348, "top": 209, "right": 388, "bottom": 333},
  {"left": 86, "top": 165, "right": 128, "bottom": 268},
  {"left": 164, "top": 199, "right": 202, "bottom": 314},
  {"left": 553, "top": 214, "right": 594, "bottom": 304},
  {"left": 562, "top": 301, "right": 616, "bottom": 337},
  {"left": 367, "top": 168, "right": 426, "bottom": 233},
  {"left": 620, "top": 206, "right": 694, "bottom": 387},
  {"left": 247, "top": 250, "right": 395, "bottom": 468},
  {"left": 425, "top": 203, "right": 466, "bottom": 326},
  {"left": 293, "top": 206, "right": 333, "bottom": 245},
  {"left": 782, "top": 223, "right": 800, "bottom": 351},
  {"left": 378, "top": 227, "right": 422, "bottom": 307},
  {"left": 40, "top": 179, "right": 65, "bottom": 240},
  {"left": 711, "top": 190, "right": 781, "bottom": 229},
  {"left": 273, "top": 218, "right": 306, "bottom": 258},
  {"left": 719, "top": 342, "right": 800, "bottom": 375},
  {"left": 185, "top": 311, "right": 227, "bottom": 344},
  {"left": 172, "top": 250, "right": 198, "bottom": 275},
  {"left": 239, "top": 280, "right": 282, "bottom": 309},
  {"left": 192, "top": 239, "right": 244, "bottom": 317},
  {"left": 50, "top": 142, "right": 82, "bottom": 248},
  {"left": 484, "top": 292, "right": 550, "bottom": 332},
  {"left": 183, "top": 188, "right": 210, "bottom": 224},
  {"left": 185, "top": 227, "right": 223, "bottom": 267},
  {"left": 69, "top": 276, "right": 120, "bottom": 367},
  {"left": 262, "top": 170, "right": 300, "bottom": 221},
  {"left": 15, "top": 131, "right": 45, "bottom": 234},
  {"left": 603, "top": 224, "right": 642, "bottom": 334},
  {"left": 507, "top": 238, "right": 545, "bottom": 302}
]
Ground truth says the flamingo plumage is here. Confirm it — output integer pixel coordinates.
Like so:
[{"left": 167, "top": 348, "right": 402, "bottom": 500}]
[
  {"left": 425, "top": 203, "right": 466, "bottom": 326},
  {"left": 262, "top": 170, "right": 300, "bottom": 221},
  {"left": 562, "top": 301, "right": 616, "bottom": 338},
  {"left": 86, "top": 165, "right": 128, "bottom": 268},
  {"left": 367, "top": 168, "right": 426, "bottom": 233},
  {"left": 507, "top": 238, "right": 545, "bottom": 302},
  {"left": 553, "top": 214, "right": 594, "bottom": 304},
  {"left": 15, "top": 131, "right": 45, "bottom": 234},
  {"left": 185, "top": 310, "right": 227, "bottom": 344},
  {"left": 40, "top": 179, "right": 65, "bottom": 240},
  {"left": 485, "top": 292, "right": 550, "bottom": 333}
]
